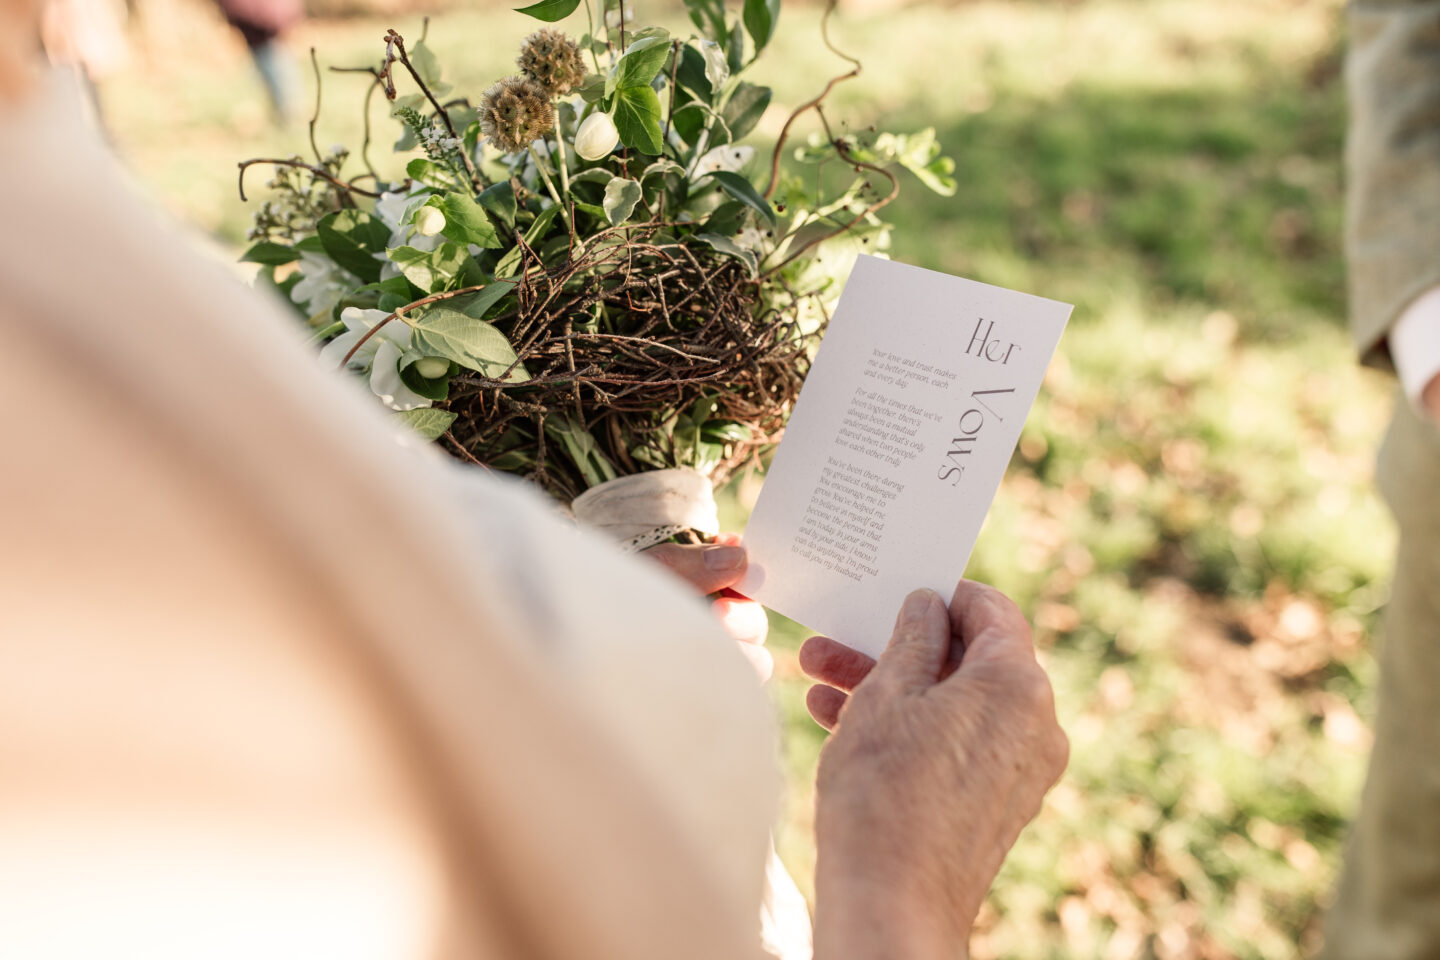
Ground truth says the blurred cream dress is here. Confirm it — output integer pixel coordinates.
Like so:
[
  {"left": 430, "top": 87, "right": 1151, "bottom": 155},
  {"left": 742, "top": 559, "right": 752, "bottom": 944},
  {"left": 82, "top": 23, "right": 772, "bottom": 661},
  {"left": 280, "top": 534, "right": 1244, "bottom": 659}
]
[{"left": 0, "top": 71, "right": 809, "bottom": 960}]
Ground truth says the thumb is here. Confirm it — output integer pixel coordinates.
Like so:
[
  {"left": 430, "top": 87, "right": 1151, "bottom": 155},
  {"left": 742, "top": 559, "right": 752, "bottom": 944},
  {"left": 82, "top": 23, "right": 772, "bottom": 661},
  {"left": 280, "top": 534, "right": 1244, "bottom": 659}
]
[
  {"left": 643, "top": 542, "right": 748, "bottom": 595},
  {"left": 866, "top": 589, "right": 951, "bottom": 695}
]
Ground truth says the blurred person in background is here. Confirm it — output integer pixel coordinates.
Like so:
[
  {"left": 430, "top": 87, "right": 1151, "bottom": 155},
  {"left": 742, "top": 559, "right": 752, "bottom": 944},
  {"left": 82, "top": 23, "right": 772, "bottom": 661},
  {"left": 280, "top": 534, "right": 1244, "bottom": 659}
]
[
  {"left": 0, "top": 3, "right": 1068, "bottom": 959},
  {"left": 213, "top": 0, "right": 302, "bottom": 122},
  {"left": 1321, "top": 0, "right": 1440, "bottom": 957}
]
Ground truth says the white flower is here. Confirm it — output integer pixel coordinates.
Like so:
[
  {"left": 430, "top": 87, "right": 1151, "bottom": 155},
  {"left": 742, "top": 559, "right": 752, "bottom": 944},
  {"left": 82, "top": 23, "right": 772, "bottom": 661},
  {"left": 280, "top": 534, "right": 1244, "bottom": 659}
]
[
  {"left": 374, "top": 185, "right": 442, "bottom": 280},
  {"left": 328, "top": 143, "right": 347, "bottom": 156},
  {"left": 691, "top": 144, "right": 754, "bottom": 180},
  {"left": 289, "top": 250, "right": 355, "bottom": 319},
  {"left": 319, "top": 306, "right": 432, "bottom": 411},
  {"left": 574, "top": 112, "right": 620, "bottom": 161}
]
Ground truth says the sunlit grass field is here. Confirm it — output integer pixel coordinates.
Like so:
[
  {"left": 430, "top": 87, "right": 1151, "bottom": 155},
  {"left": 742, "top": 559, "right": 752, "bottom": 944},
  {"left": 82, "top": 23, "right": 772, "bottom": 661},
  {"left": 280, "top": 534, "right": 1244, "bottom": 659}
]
[{"left": 96, "top": 0, "right": 1392, "bottom": 955}]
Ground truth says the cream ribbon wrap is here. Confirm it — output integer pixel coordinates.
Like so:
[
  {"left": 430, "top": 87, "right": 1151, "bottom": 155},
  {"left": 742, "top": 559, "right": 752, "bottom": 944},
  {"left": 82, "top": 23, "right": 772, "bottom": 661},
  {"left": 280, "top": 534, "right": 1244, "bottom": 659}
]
[{"left": 571, "top": 468, "right": 720, "bottom": 552}]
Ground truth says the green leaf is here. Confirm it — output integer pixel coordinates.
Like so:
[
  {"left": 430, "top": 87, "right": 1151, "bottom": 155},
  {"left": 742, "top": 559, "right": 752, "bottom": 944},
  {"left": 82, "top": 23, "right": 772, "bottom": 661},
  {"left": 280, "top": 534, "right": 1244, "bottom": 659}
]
[
  {"left": 493, "top": 204, "right": 562, "bottom": 278},
  {"left": 701, "top": 199, "right": 750, "bottom": 237},
  {"left": 742, "top": 0, "right": 780, "bottom": 55},
  {"left": 603, "top": 178, "right": 643, "bottom": 225},
  {"left": 395, "top": 408, "right": 457, "bottom": 441},
  {"left": 695, "top": 232, "right": 758, "bottom": 276},
  {"left": 720, "top": 82, "right": 771, "bottom": 144},
  {"left": 702, "top": 170, "right": 775, "bottom": 227},
  {"left": 459, "top": 280, "right": 516, "bottom": 320},
  {"left": 702, "top": 419, "right": 753, "bottom": 443},
  {"left": 726, "top": 20, "right": 745, "bottom": 74},
  {"left": 240, "top": 241, "right": 300, "bottom": 266},
  {"left": 406, "top": 158, "right": 450, "bottom": 189},
  {"left": 576, "top": 72, "right": 607, "bottom": 103},
  {"left": 296, "top": 234, "right": 326, "bottom": 254},
  {"left": 611, "top": 36, "right": 671, "bottom": 92},
  {"left": 440, "top": 191, "right": 503, "bottom": 248},
  {"left": 317, "top": 210, "right": 390, "bottom": 283},
  {"left": 674, "top": 44, "right": 714, "bottom": 103},
  {"left": 513, "top": 0, "right": 581, "bottom": 21},
  {"left": 682, "top": 0, "right": 726, "bottom": 40},
  {"left": 479, "top": 181, "right": 517, "bottom": 230},
  {"left": 410, "top": 41, "right": 448, "bottom": 94},
  {"left": 699, "top": 39, "right": 729, "bottom": 92},
  {"left": 612, "top": 85, "right": 664, "bottom": 155},
  {"left": 398, "top": 362, "right": 452, "bottom": 401},
  {"left": 545, "top": 416, "right": 618, "bottom": 487},
  {"left": 388, "top": 242, "right": 469, "bottom": 292},
  {"left": 409, "top": 305, "right": 528, "bottom": 380}
]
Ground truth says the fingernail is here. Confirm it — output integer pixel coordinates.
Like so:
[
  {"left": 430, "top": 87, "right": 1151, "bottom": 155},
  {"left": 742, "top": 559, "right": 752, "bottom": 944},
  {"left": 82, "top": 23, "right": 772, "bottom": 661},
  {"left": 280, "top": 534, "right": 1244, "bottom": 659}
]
[
  {"left": 704, "top": 544, "right": 745, "bottom": 571},
  {"left": 900, "top": 589, "right": 933, "bottom": 624}
]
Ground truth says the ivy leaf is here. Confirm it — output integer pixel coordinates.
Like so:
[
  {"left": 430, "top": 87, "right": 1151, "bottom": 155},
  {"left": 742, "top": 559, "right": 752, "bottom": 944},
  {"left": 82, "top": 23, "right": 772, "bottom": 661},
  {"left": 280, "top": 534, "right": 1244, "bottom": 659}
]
[
  {"left": 513, "top": 0, "right": 581, "bottom": 22},
  {"left": 388, "top": 242, "right": 469, "bottom": 292},
  {"left": 409, "top": 41, "right": 451, "bottom": 97},
  {"left": 479, "top": 181, "right": 517, "bottom": 230},
  {"left": 603, "top": 178, "right": 643, "bottom": 225},
  {"left": 611, "top": 35, "right": 671, "bottom": 93},
  {"left": 459, "top": 279, "right": 516, "bottom": 320},
  {"left": 398, "top": 362, "right": 452, "bottom": 401},
  {"left": 701, "top": 170, "right": 775, "bottom": 227},
  {"left": 682, "top": 0, "right": 726, "bottom": 40},
  {"left": 395, "top": 408, "right": 457, "bottom": 441},
  {"left": 699, "top": 39, "right": 729, "bottom": 92},
  {"left": 675, "top": 43, "right": 714, "bottom": 103},
  {"left": 440, "top": 191, "right": 503, "bottom": 248},
  {"left": 409, "top": 305, "right": 528, "bottom": 380},
  {"left": 726, "top": 20, "right": 745, "bottom": 74},
  {"left": 240, "top": 241, "right": 300, "bottom": 266},
  {"left": 742, "top": 0, "right": 780, "bottom": 55},
  {"left": 576, "top": 72, "right": 607, "bottom": 103},
  {"left": 612, "top": 85, "right": 664, "bottom": 154},
  {"left": 317, "top": 210, "right": 390, "bottom": 283},
  {"left": 695, "top": 232, "right": 758, "bottom": 276},
  {"left": 720, "top": 82, "right": 771, "bottom": 144}
]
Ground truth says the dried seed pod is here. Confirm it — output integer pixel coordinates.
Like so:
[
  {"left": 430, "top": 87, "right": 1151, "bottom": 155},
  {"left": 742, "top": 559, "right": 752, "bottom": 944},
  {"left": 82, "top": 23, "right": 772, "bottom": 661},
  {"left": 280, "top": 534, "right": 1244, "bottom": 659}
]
[
  {"left": 517, "top": 29, "right": 586, "bottom": 97},
  {"left": 479, "top": 76, "right": 556, "bottom": 154}
]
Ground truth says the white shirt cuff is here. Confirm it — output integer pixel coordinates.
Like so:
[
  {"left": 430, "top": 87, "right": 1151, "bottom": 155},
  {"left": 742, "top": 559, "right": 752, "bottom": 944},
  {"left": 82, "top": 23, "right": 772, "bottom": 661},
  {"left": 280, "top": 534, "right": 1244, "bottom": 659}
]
[{"left": 1390, "top": 285, "right": 1440, "bottom": 412}]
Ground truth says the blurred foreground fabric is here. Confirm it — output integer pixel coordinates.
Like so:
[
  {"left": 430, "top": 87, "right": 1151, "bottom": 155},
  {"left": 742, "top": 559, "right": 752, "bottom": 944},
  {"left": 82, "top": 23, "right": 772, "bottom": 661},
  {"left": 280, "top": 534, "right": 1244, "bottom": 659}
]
[{"left": 0, "top": 69, "right": 780, "bottom": 960}]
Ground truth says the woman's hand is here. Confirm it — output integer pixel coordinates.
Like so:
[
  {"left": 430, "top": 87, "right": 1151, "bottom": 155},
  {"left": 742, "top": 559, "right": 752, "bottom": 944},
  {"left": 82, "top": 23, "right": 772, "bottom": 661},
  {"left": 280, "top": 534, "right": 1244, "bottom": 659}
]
[
  {"left": 643, "top": 534, "right": 772, "bottom": 681},
  {"left": 806, "top": 581, "right": 1068, "bottom": 960}
]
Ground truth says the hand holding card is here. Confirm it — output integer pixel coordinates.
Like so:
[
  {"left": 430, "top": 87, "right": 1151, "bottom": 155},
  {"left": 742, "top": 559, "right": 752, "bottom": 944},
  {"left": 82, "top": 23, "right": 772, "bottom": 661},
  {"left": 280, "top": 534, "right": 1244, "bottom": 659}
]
[{"left": 739, "top": 255, "right": 1071, "bottom": 657}]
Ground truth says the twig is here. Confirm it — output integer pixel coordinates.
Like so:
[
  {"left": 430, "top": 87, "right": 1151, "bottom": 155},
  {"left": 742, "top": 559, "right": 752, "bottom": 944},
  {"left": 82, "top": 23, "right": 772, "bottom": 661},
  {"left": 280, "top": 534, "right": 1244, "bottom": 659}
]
[
  {"left": 237, "top": 157, "right": 381, "bottom": 201},
  {"left": 383, "top": 29, "right": 480, "bottom": 189},
  {"left": 307, "top": 49, "right": 324, "bottom": 165},
  {"left": 763, "top": 0, "right": 860, "bottom": 199}
]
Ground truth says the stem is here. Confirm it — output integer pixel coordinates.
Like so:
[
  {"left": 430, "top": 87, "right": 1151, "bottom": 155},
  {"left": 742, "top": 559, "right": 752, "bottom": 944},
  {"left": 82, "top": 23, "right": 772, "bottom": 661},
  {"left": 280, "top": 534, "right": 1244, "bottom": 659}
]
[
  {"left": 583, "top": 0, "right": 601, "bottom": 71},
  {"left": 554, "top": 108, "right": 573, "bottom": 198},
  {"left": 529, "top": 143, "right": 584, "bottom": 255}
]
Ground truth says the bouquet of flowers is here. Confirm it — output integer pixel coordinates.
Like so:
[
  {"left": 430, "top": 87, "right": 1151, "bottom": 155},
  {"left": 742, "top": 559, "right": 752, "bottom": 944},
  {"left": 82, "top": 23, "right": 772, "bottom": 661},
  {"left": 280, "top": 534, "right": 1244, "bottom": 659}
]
[{"left": 239, "top": 0, "right": 954, "bottom": 547}]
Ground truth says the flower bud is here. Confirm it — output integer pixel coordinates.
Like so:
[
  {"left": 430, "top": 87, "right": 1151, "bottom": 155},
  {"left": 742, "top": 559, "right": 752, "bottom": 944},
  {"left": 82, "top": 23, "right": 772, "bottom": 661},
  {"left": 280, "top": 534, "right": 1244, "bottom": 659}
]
[
  {"left": 414, "top": 356, "right": 450, "bottom": 379},
  {"left": 414, "top": 205, "right": 447, "bottom": 237},
  {"left": 574, "top": 112, "right": 620, "bottom": 161}
]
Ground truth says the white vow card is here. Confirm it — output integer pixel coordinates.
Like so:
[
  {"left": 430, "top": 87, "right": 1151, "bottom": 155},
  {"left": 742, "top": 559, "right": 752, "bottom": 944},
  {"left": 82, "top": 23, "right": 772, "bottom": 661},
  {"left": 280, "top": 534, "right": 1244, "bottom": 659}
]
[{"left": 738, "top": 255, "right": 1071, "bottom": 657}]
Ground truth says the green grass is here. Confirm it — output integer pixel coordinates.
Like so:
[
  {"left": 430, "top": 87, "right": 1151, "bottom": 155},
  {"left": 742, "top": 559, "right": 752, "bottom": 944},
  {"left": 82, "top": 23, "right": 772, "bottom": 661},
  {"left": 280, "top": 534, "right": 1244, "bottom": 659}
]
[{"left": 98, "top": 0, "right": 1392, "bottom": 955}]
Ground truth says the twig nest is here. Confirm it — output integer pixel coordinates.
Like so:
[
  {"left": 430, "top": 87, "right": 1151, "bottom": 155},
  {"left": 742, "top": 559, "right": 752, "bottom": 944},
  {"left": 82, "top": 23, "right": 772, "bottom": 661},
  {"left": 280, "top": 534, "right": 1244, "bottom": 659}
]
[{"left": 571, "top": 469, "right": 720, "bottom": 552}]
